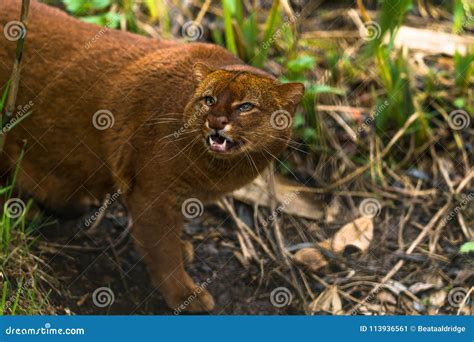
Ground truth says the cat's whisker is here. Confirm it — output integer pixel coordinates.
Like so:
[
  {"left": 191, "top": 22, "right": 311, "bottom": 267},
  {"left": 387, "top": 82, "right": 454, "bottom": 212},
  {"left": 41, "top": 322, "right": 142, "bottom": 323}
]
[
  {"left": 158, "top": 129, "right": 200, "bottom": 144},
  {"left": 255, "top": 133, "right": 309, "bottom": 155},
  {"left": 163, "top": 135, "right": 200, "bottom": 162},
  {"left": 240, "top": 137, "right": 265, "bottom": 179},
  {"left": 261, "top": 147, "right": 300, "bottom": 181}
]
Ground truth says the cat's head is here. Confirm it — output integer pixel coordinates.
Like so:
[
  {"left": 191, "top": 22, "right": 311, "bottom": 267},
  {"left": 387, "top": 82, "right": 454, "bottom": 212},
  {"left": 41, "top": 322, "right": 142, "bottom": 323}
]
[{"left": 184, "top": 63, "right": 304, "bottom": 159}]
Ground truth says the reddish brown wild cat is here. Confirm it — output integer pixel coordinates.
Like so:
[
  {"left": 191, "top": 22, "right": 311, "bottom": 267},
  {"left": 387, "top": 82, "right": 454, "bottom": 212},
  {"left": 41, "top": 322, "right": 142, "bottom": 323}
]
[{"left": 0, "top": 0, "right": 304, "bottom": 311}]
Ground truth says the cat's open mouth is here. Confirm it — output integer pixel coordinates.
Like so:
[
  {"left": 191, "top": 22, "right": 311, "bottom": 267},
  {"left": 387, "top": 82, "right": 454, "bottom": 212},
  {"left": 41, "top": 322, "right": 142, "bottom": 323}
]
[{"left": 207, "top": 132, "right": 241, "bottom": 153}]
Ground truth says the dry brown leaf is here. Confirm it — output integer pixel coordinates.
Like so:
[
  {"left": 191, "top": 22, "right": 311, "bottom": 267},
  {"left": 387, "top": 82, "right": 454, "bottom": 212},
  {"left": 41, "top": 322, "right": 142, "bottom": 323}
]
[
  {"left": 392, "top": 26, "right": 474, "bottom": 56},
  {"left": 325, "top": 197, "right": 341, "bottom": 224},
  {"left": 428, "top": 290, "right": 447, "bottom": 308},
  {"left": 293, "top": 247, "right": 328, "bottom": 272},
  {"left": 376, "top": 291, "right": 397, "bottom": 305},
  {"left": 232, "top": 175, "right": 324, "bottom": 220},
  {"left": 308, "top": 286, "right": 343, "bottom": 315},
  {"left": 408, "top": 282, "right": 436, "bottom": 295},
  {"left": 332, "top": 216, "right": 374, "bottom": 254}
]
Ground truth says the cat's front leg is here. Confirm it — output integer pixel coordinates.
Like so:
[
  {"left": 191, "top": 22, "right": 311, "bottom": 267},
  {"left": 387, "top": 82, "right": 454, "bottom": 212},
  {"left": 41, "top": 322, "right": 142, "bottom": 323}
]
[{"left": 126, "top": 190, "right": 214, "bottom": 312}]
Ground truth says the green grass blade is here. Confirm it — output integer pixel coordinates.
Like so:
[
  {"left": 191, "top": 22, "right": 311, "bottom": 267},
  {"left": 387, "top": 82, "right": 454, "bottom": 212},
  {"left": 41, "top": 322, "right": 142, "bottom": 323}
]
[
  {"left": 254, "top": 0, "right": 280, "bottom": 67},
  {"left": 223, "top": 0, "right": 238, "bottom": 55}
]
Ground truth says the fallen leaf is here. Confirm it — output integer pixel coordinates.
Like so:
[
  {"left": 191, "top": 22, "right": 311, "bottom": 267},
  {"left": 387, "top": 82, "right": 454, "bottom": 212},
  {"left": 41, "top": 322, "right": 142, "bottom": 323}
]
[
  {"left": 308, "top": 286, "right": 343, "bottom": 315},
  {"left": 428, "top": 290, "right": 447, "bottom": 308},
  {"left": 232, "top": 175, "right": 325, "bottom": 220},
  {"left": 386, "top": 280, "right": 408, "bottom": 296},
  {"left": 376, "top": 291, "right": 397, "bottom": 305},
  {"left": 332, "top": 216, "right": 374, "bottom": 254},
  {"left": 325, "top": 197, "right": 341, "bottom": 224},
  {"left": 293, "top": 248, "right": 327, "bottom": 272},
  {"left": 409, "top": 282, "right": 436, "bottom": 295}
]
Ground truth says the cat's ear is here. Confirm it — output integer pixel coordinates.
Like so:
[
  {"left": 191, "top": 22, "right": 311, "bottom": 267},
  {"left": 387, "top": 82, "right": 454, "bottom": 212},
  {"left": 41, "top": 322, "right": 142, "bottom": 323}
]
[
  {"left": 193, "top": 63, "right": 214, "bottom": 84},
  {"left": 277, "top": 82, "right": 305, "bottom": 109}
]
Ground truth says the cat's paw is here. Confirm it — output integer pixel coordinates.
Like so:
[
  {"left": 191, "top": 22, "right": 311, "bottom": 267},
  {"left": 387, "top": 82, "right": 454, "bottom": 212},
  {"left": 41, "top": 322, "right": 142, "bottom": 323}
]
[
  {"left": 181, "top": 240, "right": 194, "bottom": 264},
  {"left": 165, "top": 285, "right": 215, "bottom": 313},
  {"left": 182, "top": 287, "right": 215, "bottom": 312}
]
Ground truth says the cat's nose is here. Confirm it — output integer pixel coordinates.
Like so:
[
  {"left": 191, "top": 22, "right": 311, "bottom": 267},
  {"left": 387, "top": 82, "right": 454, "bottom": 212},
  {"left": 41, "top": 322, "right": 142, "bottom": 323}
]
[{"left": 208, "top": 116, "right": 229, "bottom": 130}]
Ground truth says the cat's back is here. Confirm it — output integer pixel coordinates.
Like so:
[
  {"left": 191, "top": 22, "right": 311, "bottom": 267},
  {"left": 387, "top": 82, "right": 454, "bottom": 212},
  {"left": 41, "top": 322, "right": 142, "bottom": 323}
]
[{"left": 0, "top": 0, "right": 177, "bottom": 89}]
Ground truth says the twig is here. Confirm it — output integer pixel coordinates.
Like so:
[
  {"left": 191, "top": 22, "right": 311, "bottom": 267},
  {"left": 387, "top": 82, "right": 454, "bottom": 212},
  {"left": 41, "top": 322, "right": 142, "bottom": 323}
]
[
  {"left": 1, "top": 0, "right": 31, "bottom": 152},
  {"left": 348, "top": 202, "right": 450, "bottom": 313},
  {"left": 325, "top": 112, "right": 420, "bottom": 190}
]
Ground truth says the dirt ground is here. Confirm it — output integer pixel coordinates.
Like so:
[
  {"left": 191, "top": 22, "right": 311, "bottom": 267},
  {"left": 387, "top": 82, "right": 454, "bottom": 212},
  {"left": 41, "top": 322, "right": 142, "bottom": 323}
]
[
  {"left": 33, "top": 191, "right": 474, "bottom": 315},
  {"left": 36, "top": 201, "right": 300, "bottom": 315}
]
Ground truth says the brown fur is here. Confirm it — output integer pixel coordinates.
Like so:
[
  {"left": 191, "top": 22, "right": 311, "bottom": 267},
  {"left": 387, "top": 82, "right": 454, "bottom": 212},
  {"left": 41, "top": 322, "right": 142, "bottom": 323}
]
[{"left": 0, "top": 0, "right": 304, "bottom": 311}]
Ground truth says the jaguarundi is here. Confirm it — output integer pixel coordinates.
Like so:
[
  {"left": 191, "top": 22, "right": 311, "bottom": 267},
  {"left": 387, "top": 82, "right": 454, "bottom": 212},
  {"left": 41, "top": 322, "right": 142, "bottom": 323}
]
[{"left": 0, "top": 0, "right": 304, "bottom": 311}]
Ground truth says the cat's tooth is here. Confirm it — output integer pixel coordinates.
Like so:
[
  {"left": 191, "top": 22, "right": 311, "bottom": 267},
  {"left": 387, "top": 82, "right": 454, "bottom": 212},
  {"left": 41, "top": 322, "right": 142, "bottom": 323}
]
[
  {"left": 209, "top": 136, "right": 215, "bottom": 145},
  {"left": 222, "top": 139, "right": 227, "bottom": 150}
]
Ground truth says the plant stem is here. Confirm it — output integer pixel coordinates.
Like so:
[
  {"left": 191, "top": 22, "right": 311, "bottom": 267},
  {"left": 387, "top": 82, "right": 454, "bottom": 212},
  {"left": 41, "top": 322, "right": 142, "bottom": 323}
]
[{"left": 0, "top": 0, "right": 31, "bottom": 152}]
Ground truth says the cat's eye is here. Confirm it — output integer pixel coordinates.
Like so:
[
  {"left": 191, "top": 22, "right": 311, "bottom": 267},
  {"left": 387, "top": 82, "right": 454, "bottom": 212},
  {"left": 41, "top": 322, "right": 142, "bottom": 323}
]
[
  {"left": 237, "top": 102, "right": 254, "bottom": 112},
  {"left": 204, "top": 96, "right": 216, "bottom": 106}
]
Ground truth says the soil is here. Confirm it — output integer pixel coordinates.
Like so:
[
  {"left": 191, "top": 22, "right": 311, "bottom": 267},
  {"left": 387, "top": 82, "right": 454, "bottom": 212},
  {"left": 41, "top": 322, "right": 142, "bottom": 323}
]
[{"left": 37, "top": 200, "right": 299, "bottom": 315}]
